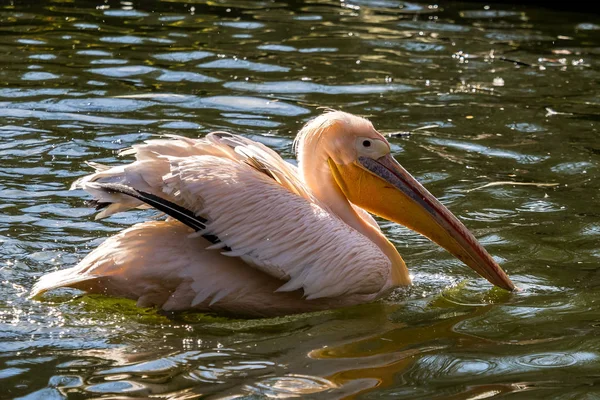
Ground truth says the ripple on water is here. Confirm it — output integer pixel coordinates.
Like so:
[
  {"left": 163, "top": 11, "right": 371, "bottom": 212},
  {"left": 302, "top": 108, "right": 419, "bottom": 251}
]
[
  {"left": 86, "top": 80, "right": 107, "bottom": 86},
  {"left": 184, "top": 353, "right": 284, "bottom": 387},
  {"left": 0, "top": 108, "right": 157, "bottom": 125},
  {"left": 158, "top": 15, "right": 186, "bottom": 22},
  {"left": 88, "top": 65, "right": 156, "bottom": 77},
  {"left": 97, "top": 357, "right": 181, "bottom": 377},
  {"left": 427, "top": 137, "right": 546, "bottom": 164},
  {"left": 298, "top": 47, "right": 338, "bottom": 53},
  {"left": 576, "top": 23, "right": 600, "bottom": 30},
  {"left": 401, "top": 42, "right": 446, "bottom": 52},
  {"left": 347, "top": 0, "right": 398, "bottom": 7},
  {"left": 48, "top": 375, "right": 83, "bottom": 388},
  {"left": 507, "top": 122, "right": 546, "bottom": 133},
  {"left": 89, "top": 59, "right": 128, "bottom": 65},
  {"left": 258, "top": 44, "right": 297, "bottom": 52},
  {"left": 516, "top": 352, "right": 578, "bottom": 368},
  {"left": 244, "top": 374, "right": 336, "bottom": 397},
  {"left": 158, "top": 121, "right": 202, "bottom": 129},
  {"left": 28, "top": 54, "right": 56, "bottom": 60},
  {"left": 462, "top": 208, "right": 517, "bottom": 223},
  {"left": 222, "top": 114, "right": 284, "bottom": 130},
  {"left": 86, "top": 380, "right": 149, "bottom": 395},
  {"left": 21, "top": 72, "right": 59, "bottom": 81},
  {"left": 103, "top": 9, "right": 150, "bottom": 18},
  {"left": 49, "top": 98, "right": 152, "bottom": 113},
  {"left": 517, "top": 200, "right": 563, "bottom": 213},
  {"left": 448, "top": 359, "right": 498, "bottom": 376},
  {"left": 293, "top": 15, "right": 322, "bottom": 21},
  {"left": 180, "top": 95, "right": 309, "bottom": 116},
  {"left": 460, "top": 10, "right": 523, "bottom": 19},
  {"left": 217, "top": 21, "right": 265, "bottom": 29},
  {"left": 350, "top": 0, "right": 427, "bottom": 11},
  {"left": 398, "top": 20, "right": 471, "bottom": 32},
  {"left": 73, "top": 22, "right": 100, "bottom": 29},
  {"left": 110, "top": 35, "right": 174, "bottom": 45},
  {"left": 13, "top": 387, "right": 64, "bottom": 399},
  {"left": 197, "top": 59, "right": 290, "bottom": 72},
  {"left": 99, "top": 35, "right": 147, "bottom": 44},
  {"left": 228, "top": 118, "right": 281, "bottom": 128},
  {"left": 17, "top": 39, "right": 46, "bottom": 45},
  {"left": 409, "top": 355, "right": 499, "bottom": 383},
  {"left": 551, "top": 161, "right": 594, "bottom": 175},
  {"left": 0, "top": 88, "right": 70, "bottom": 98},
  {"left": 485, "top": 31, "right": 555, "bottom": 42},
  {"left": 95, "top": 350, "right": 243, "bottom": 385},
  {"left": 582, "top": 224, "right": 600, "bottom": 236},
  {"left": 153, "top": 51, "right": 214, "bottom": 62},
  {"left": 76, "top": 50, "right": 112, "bottom": 57},
  {"left": 0, "top": 367, "right": 29, "bottom": 379},
  {"left": 157, "top": 70, "right": 220, "bottom": 83},
  {"left": 224, "top": 81, "right": 416, "bottom": 94}
]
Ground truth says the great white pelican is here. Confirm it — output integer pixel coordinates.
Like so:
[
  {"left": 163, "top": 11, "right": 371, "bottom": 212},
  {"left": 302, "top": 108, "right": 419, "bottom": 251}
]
[{"left": 32, "top": 111, "right": 514, "bottom": 317}]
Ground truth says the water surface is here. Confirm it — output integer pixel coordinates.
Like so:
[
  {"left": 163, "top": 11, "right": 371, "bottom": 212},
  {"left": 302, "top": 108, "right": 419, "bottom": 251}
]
[{"left": 1, "top": 0, "right": 599, "bottom": 398}]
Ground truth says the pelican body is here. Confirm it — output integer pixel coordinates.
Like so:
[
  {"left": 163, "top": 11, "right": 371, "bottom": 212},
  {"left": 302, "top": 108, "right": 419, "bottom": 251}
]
[{"left": 32, "top": 111, "right": 514, "bottom": 317}]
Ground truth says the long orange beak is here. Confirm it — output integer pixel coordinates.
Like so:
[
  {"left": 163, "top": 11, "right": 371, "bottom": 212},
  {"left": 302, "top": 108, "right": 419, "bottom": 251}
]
[{"left": 329, "top": 154, "right": 515, "bottom": 291}]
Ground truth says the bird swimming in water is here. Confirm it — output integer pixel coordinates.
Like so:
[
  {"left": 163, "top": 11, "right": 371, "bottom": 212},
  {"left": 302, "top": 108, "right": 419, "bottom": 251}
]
[{"left": 31, "top": 111, "right": 514, "bottom": 317}]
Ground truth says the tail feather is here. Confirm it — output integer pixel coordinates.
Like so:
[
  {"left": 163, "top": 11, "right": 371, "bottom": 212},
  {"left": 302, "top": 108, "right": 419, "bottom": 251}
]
[
  {"left": 72, "top": 159, "right": 172, "bottom": 218},
  {"left": 30, "top": 267, "right": 95, "bottom": 298}
]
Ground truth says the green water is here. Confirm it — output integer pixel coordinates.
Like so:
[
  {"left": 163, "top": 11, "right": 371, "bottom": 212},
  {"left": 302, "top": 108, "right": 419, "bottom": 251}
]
[{"left": 1, "top": 0, "right": 599, "bottom": 398}]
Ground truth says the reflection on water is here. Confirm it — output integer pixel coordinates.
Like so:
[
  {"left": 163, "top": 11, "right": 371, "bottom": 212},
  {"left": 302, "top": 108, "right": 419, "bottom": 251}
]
[{"left": 1, "top": 0, "right": 599, "bottom": 398}]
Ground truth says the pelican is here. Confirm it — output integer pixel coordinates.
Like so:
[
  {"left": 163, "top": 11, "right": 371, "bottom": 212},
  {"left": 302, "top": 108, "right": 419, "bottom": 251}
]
[{"left": 32, "top": 111, "right": 514, "bottom": 317}]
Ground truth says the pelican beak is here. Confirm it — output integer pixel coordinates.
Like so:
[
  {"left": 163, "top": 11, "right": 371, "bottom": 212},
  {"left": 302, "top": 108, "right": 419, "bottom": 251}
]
[{"left": 329, "top": 154, "right": 515, "bottom": 291}]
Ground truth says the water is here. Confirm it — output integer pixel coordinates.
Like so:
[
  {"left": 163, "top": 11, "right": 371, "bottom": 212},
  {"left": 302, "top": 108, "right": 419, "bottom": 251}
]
[{"left": 1, "top": 0, "right": 599, "bottom": 398}]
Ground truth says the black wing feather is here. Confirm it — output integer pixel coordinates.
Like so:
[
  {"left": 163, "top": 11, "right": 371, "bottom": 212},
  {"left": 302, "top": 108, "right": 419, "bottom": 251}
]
[{"left": 94, "top": 183, "right": 222, "bottom": 245}]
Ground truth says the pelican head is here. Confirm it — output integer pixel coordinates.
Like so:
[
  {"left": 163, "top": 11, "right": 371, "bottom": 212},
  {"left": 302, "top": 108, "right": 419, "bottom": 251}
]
[{"left": 296, "top": 111, "right": 515, "bottom": 291}]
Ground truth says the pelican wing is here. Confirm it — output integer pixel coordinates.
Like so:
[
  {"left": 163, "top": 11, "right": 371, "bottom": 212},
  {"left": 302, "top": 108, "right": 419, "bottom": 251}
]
[
  {"left": 72, "top": 133, "right": 313, "bottom": 218},
  {"left": 74, "top": 134, "right": 392, "bottom": 300}
]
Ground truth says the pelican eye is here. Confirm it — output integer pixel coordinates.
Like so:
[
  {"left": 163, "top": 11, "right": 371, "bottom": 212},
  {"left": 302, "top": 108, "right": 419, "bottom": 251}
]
[{"left": 356, "top": 136, "right": 389, "bottom": 158}]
